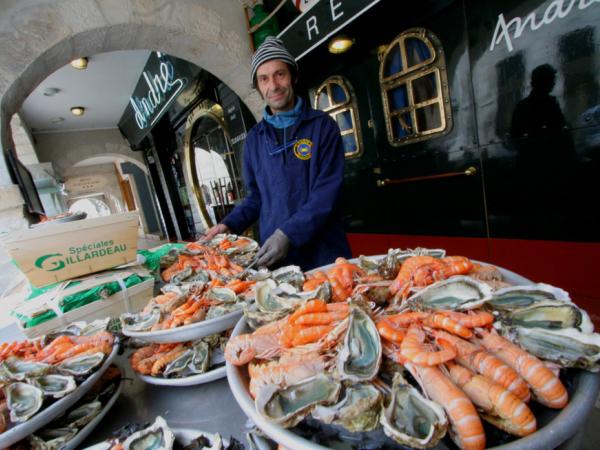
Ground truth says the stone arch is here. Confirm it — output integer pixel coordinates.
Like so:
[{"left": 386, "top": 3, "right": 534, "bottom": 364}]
[
  {"left": 69, "top": 153, "right": 149, "bottom": 175},
  {"left": 0, "top": 0, "right": 263, "bottom": 179}
]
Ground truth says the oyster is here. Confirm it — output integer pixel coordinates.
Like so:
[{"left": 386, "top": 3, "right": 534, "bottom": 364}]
[
  {"left": 255, "top": 280, "right": 300, "bottom": 312},
  {"left": 497, "top": 301, "right": 593, "bottom": 333},
  {"left": 489, "top": 283, "right": 571, "bottom": 310},
  {"left": 80, "top": 318, "right": 111, "bottom": 336},
  {"left": 256, "top": 374, "right": 341, "bottom": 428},
  {"left": 504, "top": 326, "right": 600, "bottom": 371},
  {"left": 169, "top": 265, "right": 193, "bottom": 284},
  {"left": 189, "top": 341, "right": 211, "bottom": 374},
  {"left": 5, "top": 382, "right": 44, "bottom": 422},
  {"left": 380, "top": 373, "right": 448, "bottom": 449},
  {"left": 312, "top": 383, "right": 382, "bottom": 432},
  {"left": 3, "top": 357, "right": 53, "bottom": 381},
  {"left": 163, "top": 349, "right": 194, "bottom": 378},
  {"left": 63, "top": 400, "right": 102, "bottom": 428},
  {"left": 407, "top": 276, "right": 492, "bottom": 311},
  {"left": 58, "top": 352, "right": 105, "bottom": 376},
  {"left": 337, "top": 307, "right": 381, "bottom": 382},
  {"left": 207, "top": 287, "right": 238, "bottom": 304},
  {"left": 271, "top": 265, "right": 304, "bottom": 289},
  {"left": 29, "top": 374, "right": 76, "bottom": 398},
  {"left": 30, "top": 427, "right": 78, "bottom": 450},
  {"left": 121, "top": 308, "right": 161, "bottom": 332},
  {"left": 123, "top": 416, "right": 175, "bottom": 450},
  {"left": 206, "top": 303, "right": 242, "bottom": 320}
]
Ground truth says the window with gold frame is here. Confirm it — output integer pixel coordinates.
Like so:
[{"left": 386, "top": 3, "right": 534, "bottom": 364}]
[
  {"left": 379, "top": 28, "right": 452, "bottom": 146},
  {"left": 313, "top": 76, "right": 363, "bottom": 158}
]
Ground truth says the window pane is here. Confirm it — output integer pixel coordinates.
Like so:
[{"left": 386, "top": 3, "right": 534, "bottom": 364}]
[
  {"left": 317, "top": 90, "right": 329, "bottom": 109},
  {"left": 342, "top": 134, "right": 357, "bottom": 156},
  {"left": 412, "top": 72, "right": 438, "bottom": 103},
  {"left": 392, "top": 112, "right": 414, "bottom": 139},
  {"left": 384, "top": 44, "right": 403, "bottom": 77},
  {"left": 335, "top": 110, "right": 353, "bottom": 132},
  {"left": 405, "top": 37, "right": 431, "bottom": 67},
  {"left": 387, "top": 84, "right": 408, "bottom": 111},
  {"left": 415, "top": 104, "right": 442, "bottom": 132},
  {"left": 331, "top": 83, "right": 347, "bottom": 104}
]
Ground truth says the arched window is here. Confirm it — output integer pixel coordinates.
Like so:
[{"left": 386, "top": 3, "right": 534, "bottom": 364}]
[
  {"left": 314, "top": 76, "right": 363, "bottom": 158},
  {"left": 379, "top": 28, "right": 452, "bottom": 146}
]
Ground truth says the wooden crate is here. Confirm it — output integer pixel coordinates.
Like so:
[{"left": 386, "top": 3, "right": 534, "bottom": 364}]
[
  {"left": 13, "top": 268, "right": 154, "bottom": 338},
  {"left": 2, "top": 212, "right": 139, "bottom": 287}
]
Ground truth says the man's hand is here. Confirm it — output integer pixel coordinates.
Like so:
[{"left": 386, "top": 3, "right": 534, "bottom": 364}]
[
  {"left": 256, "top": 229, "right": 290, "bottom": 267},
  {"left": 202, "top": 223, "right": 230, "bottom": 241}
]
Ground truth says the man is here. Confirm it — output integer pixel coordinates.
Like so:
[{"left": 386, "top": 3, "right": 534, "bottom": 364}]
[{"left": 203, "top": 37, "right": 351, "bottom": 270}]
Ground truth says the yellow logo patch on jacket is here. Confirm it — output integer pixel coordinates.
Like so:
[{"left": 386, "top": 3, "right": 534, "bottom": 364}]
[{"left": 293, "top": 139, "right": 313, "bottom": 160}]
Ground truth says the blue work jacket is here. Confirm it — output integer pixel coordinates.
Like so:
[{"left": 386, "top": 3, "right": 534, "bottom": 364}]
[{"left": 222, "top": 100, "right": 351, "bottom": 270}]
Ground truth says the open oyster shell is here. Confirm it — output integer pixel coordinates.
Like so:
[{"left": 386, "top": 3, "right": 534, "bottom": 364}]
[
  {"left": 121, "top": 308, "right": 161, "bottom": 332},
  {"left": 407, "top": 276, "right": 492, "bottom": 311},
  {"left": 497, "top": 300, "right": 593, "bottom": 333},
  {"left": 312, "top": 383, "right": 382, "bottom": 432},
  {"left": 503, "top": 326, "right": 600, "bottom": 371},
  {"left": 5, "top": 381, "right": 44, "bottom": 422},
  {"left": 123, "top": 416, "right": 175, "bottom": 450},
  {"left": 271, "top": 265, "right": 304, "bottom": 290},
  {"left": 3, "top": 357, "right": 53, "bottom": 381},
  {"left": 489, "top": 283, "right": 571, "bottom": 310},
  {"left": 255, "top": 373, "right": 341, "bottom": 428},
  {"left": 58, "top": 352, "right": 105, "bottom": 376},
  {"left": 380, "top": 373, "right": 448, "bottom": 449},
  {"left": 337, "top": 307, "right": 381, "bottom": 382},
  {"left": 30, "top": 427, "right": 78, "bottom": 450},
  {"left": 29, "top": 374, "right": 76, "bottom": 399},
  {"left": 63, "top": 400, "right": 102, "bottom": 428}
]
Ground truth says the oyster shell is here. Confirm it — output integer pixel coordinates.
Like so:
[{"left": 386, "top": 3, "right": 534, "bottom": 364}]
[
  {"left": 29, "top": 374, "right": 76, "bottom": 398},
  {"left": 489, "top": 283, "right": 571, "bottom": 310},
  {"left": 407, "top": 276, "right": 492, "bottom": 311},
  {"left": 256, "top": 374, "right": 341, "bottom": 428},
  {"left": 30, "top": 427, "right": 78, "bottom": 450},
  {"left": 121, "top": 308, "right": 161, "bottom": 332},
  {"left": 504, "top": 326, "right": 600, "bottom": 371},
  {"left": 5, "top": 382, "right": 44, "bottom": 422},
  {"left": 123, "top": 416, "right": 175, "bottom": 450},
  {"left": 312, "top": 383, "right": 382, "bottom": 432},
  {"left": 189, "top": 341, "right": 211, "bottom": 374},
  {"left": 380, "top": 373, "right": 448, "bottom": 449},
  {"left": 3, "top": 357, "right": 53, "bottom": 381},
  {"left": 207, "top": 287, "right": 238, "bottom": 304},
  {"left": 206, "top": 303, "right": 243, "bottom": 320},
  {"left": 163, "top": 349, "right": 194, "bottom": 378},
  {"left": 63, "top": 400, "right": 102, "bottom": 428},
  {"left": 58, "top": 352, "right": 105, "bottom": 376},
  {"left": 498, "top": 301, "right": 593, "bottom": 333},
  {"left": 271, "top": 265, "right": 304, "bottom": 290},
  {"left": 169, "top": 265, "right": 194, "bottom": 284},
  {"left": 337, "top": 307, "right": 381, "bottom": 382}
]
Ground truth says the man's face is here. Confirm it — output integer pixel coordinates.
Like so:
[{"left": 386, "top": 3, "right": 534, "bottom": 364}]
[{"left": 256, "top": 60, "right": 295, "bottom": 114}]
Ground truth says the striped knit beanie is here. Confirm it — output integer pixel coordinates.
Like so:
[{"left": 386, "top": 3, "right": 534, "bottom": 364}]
[{"left": 250, "top": 37, "right": 298, "bottom": 86}]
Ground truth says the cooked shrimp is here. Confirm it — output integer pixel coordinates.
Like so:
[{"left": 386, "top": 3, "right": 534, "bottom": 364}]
[
  {"left": 401, "top": 324, "right": 456, "bottom": 366},
  {"left": 441, "top": 310, "right": 495, "bottom": 328},
  {"left": 477, "top": 329, "right": 568, "bottom": 409},
  {"left": 376, "top": 318, "right": 406, "bottom": 343},
  {"left": 446, "top": 361, "right": 537, "bottom": 437},
  {"left": 390, "top": 255, "right": 437, "bottom": 297},
  {"left": 294, "top": 310, "right": 348, "bottom": 326},
  {"left": 439, "top": 256, "right": 474, "bottom": 277},
  {"left": 424, "top": 313, "right": 473, "bottom": 339},
  {"left": 434, "top": 330, "right": 531, "bottom": 402},
  {"left": 151, "top": 345, "right": 186, "bottom": 376},
  {"left": 224, "top": 331, "right": 283, "bottom": 365},
  {"left": 288, "top": 299, "right": 328, "bottom": 324},
  {"left": 291, "top": 325, "right": 334, "bottom": 347},
  {"left": 407, "top": 362, "right": 486, "bottom": 450}
]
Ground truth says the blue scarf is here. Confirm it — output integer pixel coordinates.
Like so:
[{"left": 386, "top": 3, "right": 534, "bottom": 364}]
[{"left": 263, "top": 97, "right": 303, "bottom": 129}]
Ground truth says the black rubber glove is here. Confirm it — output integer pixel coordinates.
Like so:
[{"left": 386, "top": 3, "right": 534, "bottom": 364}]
[{"left": 256, "top": 229, "right": 290, "bottom": 267}]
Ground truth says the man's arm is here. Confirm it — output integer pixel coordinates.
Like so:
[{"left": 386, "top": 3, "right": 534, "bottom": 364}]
[
  {"left": 221, "top": 140, "right": 261, "bottom": 234},
  {"left": 279, "top": 118, "right": 345, "bottom": 247}
]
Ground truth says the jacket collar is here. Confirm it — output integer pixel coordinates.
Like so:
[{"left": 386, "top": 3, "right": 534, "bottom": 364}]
[{"left": 257, "top": 98, "right": 320, "bottom": 135}]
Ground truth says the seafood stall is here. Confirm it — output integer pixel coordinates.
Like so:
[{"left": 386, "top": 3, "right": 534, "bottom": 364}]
[{"left": 0, "top": 236, "right": 598, "bottom": 450}]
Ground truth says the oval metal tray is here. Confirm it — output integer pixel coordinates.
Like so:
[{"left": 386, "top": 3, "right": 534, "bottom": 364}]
[
  {"left": 136, "top": 365, "right": 226, "bottom": 387},
  {"left": 0, "top": 340, "right": 120, "bottom": 448},
  {"left": 122, "top": 309, "right": 242, "bottom": 344},
  {"left": 226, "top": 259, "right": 600, "bottom": 450}
]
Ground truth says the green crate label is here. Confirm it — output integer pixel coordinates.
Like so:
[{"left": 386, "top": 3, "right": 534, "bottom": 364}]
[{"left": 34, "top": 240, "right": 128, "bottom": 272}]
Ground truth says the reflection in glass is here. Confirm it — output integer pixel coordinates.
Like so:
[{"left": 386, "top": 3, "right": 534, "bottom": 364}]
[
  {"left": 331, "top": 83, "right": 347, "bottom": 104},
  {"left": 412, "top": 72, "right": 437, "bottom": 103},
  {"left": 335, "top": 110, "right": 353, "bottom": 132},
  {"left": 384, "top": 44, "right": 403, "bottom": 78},
  {"left": 317, "top": 91, "right": 329, "bottom": 110},
  {"left": 405, "top": 37, "right": 431, "bottom": 67},
  {"left": 342, "top": 134, "right": 357, "bottom": 155},
  {"left": 388, "top": 85, "right": 408, "bottom": 110},
  {"left": 416, "top": 105, "right": 442, "bottom": 132}
]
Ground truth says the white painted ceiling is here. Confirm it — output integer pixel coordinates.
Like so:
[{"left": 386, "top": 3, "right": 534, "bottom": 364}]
[{"left": 20, "top": 50, "right": 151, "bottom": 134}]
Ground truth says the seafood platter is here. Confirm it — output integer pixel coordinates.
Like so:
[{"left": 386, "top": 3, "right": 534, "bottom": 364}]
[
  {"left": 129, "top": 330, "right": 230, "bottom": 387},
  {"left": 82, "top": 415, "right": 244, "bottom": 450},
  {"left": 225, "top": 248, "right": 600, "bottom": 450},
  {"left": 0, "top": 320, "right": 120, "bottom": 448},
  {"left": 120, "top": 235, "right": 259, "bottom": 344}
]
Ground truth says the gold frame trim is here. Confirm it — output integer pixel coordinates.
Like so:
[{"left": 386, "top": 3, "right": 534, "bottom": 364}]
[
  {"left": 183, "top": 105, "right": 231, "bottom": 230},
  {"left": 379, "top": 28, "right": 453, "bottom": 147},
  {"left": 314, "top": 75, "right": 363, "bottom": 159}
]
